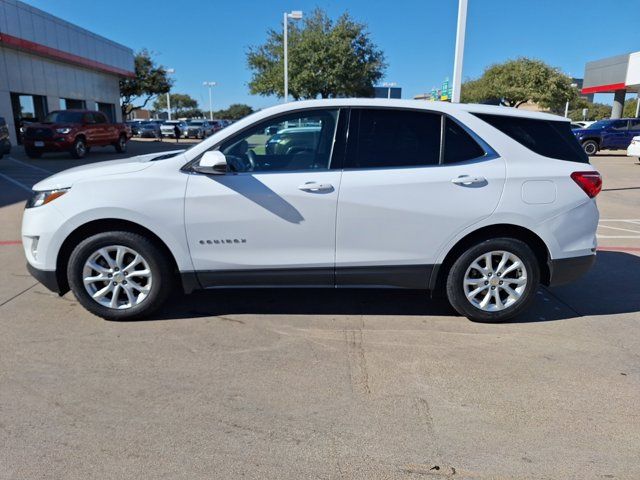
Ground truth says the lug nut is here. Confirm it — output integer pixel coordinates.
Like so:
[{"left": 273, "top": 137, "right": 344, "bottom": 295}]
[
  {"left": 123, "top": 280, "right": 127, "bottom": 285},
  {"left": 499, "top": 281, "right": 503, "bottom": 285},
  {"left": 484, "top": 281, "right": 489, "bottom": 285},
  {"left": 112, "top": 281, "right": 117, "bottom": 286},
  {"left": 123, "top": 271, "right": 128, "bottom": 276},
  {"left": 491, "top": 286, "right": 495, "bottom": 290},
  {"left": 114, "top": 267, "right": 119, "bottom": 271},
  {"left": 108, "top": 273, "right": 112, "bottom": 278},
  {"left": 497, "top": 273, "right": 501, "bottom": 277}
]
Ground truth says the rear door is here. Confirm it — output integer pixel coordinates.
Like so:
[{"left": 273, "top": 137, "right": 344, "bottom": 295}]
[
  {"left": 602, "top": 120, "right": 629, "bottom": 149},
  {"left": 335, "top": 108, "right": 506, "bottom": 288}
]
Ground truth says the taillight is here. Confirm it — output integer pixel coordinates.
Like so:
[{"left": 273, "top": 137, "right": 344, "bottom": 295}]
[{"left": 571, "top": 171, "right": 602, "bottom": 198}]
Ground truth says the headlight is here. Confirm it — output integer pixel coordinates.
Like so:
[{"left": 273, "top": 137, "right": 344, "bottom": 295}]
[
  {"left": 56, "top": 128, "right": 72, "bottom": 134},
  {"left": 26, "top": 188, "right": 70, "bottom": 208}
]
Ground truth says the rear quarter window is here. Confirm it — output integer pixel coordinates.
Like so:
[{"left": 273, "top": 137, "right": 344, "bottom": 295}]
[{"left": 473, "top": 113, "right": 588, "bottom": 164}]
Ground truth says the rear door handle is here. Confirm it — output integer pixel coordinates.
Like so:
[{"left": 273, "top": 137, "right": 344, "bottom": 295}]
[
  {"left": 298, "top": 182, "right": 334, "bottom": 193},
  {"left": 451, "top": 175, "right": 487, "bottom": 186}
]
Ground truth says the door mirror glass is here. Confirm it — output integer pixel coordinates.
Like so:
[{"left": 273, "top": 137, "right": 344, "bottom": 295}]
[{"left": 193, "top": 150, "right": 228, "bottom": 175}]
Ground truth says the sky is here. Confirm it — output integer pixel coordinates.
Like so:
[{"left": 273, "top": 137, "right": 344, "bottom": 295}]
[{"left": 24, "top": 0, "right": 640, "bottom": 111}]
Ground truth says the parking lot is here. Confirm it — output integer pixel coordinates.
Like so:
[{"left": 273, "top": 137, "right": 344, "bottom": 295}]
[{"left": 1, "top": 142, "right": 639, "bottom": 479}]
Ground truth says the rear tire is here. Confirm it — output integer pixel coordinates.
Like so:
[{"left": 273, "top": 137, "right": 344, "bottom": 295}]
[
  {"left": 25, "top": 147, "right": 42, "bottom": 159},
  {"left": 67, "top": 231, "right": 174, "bottom": 321},
  {"left": 582, "top": 140, "right": 598, "bottom": 156},
  {"left": 114, "top": 134, "right": 127, "bottom": 153},
  {"left": 446, "top": 238, "right": 540, "bottom": 323},
  {"left": 70, "top": 137, "right": 87, "bottom": 159}
]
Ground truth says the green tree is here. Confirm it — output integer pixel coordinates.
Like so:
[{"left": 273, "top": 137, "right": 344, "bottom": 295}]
[
  {"left": 247, "top": 8, "right": 386, "bottom": 99},
  {"left": 153, "top": 93, "right": 199, "bottom": 117},
  {"left": 460, "top": 58, "right": 576, "bottom": 111},
  {"left": 568, "top": 101, "right": 613, "bottom": 121},
  {"left": 120, "top": 49, "right": 172, "bottom": 118},
  {"left": 624, "top": 98, "right": 639, "bottom": 118},
  {"left": 214, "top": 104, "right": 254, "bottom": 120}
]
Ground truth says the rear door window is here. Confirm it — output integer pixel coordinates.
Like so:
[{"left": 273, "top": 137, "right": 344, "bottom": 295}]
[
  {"left": 473, "top": 113, "right": 588, "bottom": 163},
  {"left": 443, "top": 117, "right": 486, "bottom": 163}
]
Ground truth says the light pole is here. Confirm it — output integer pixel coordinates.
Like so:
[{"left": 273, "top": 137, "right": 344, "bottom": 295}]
[
  {"left": 166, "top": 68, "right": 175, "bottom": 120},
  {"left": 382, "top": 82, "right": 397, "bottom": 99},
  {"left": 451, "top": 0, "right": 468, "bottom": 103},
  {"left": 203, "top": 81, "right": 216, "bottom": 120},
  {"left": 565, "top": 82, "right": 578, "bottom": 118},
  {"left": 283, "top": 10, "right": 303, "bottom": 103}
]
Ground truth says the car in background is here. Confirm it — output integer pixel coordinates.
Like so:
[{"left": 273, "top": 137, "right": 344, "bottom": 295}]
[
  {"left": 265, "top": 126, "right": 321, "bottom": 155},
  {"left": 160, "top": 120, "right": 188, "bottom": 138},
  {"left": 626, "top": 135, "right": 640, "bottom": 161},
  {"left": 571, "top": 121, "right": 595, "bottom": 129},
  {"left": 570, "top": 123, "right": 584, "bottom": 130},
  {"left": 126, "top": 120, "right": 145, "bottom": 136},
  {"left": 22, "top": 110, "right": 130, "bottom": 159},
  {"left": 0, "top": 116, "right": 11, "bottom": 159},
  {"left": 572, "top": 118, "right": 640, "bottom": 155},
  {"left": 138, "top": 122, "right": 162, "bottom": 139},
  {"left": 185, "top": 120, "right": 215, "bottom": 139},
  {"left": 22, "top": 99, "right": 600, "bottom": 323}
]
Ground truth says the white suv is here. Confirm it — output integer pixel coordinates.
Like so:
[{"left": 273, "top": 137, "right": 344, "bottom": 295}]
[{"left": 22, "top": 99, "right": 601, "bottom": 322}]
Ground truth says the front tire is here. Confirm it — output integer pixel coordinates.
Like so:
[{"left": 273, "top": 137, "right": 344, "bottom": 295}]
[
  {"left": 582, "top": 140, "right": 598, "bottom": 156},
  {"left": 114, "top": 134, "right": 127, "bottom": 153},
  {"left": 67, "top": 231, "right": 174, "bottom": 321},
  {"left": 70, "top": 137, "right": 87, "bottom": 159},
  {"left": 446, "top": 238, "right": 540, "bottom": 323}
]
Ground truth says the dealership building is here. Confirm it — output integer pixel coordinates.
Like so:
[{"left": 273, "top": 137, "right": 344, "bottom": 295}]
[{"left": 0, "top": 0, "right": 134, "bottom": 144}]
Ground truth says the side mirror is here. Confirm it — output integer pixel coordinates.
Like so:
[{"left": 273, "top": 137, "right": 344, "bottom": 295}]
[{"left": 193, "top": 150, "right": 228, "bottom": 175}]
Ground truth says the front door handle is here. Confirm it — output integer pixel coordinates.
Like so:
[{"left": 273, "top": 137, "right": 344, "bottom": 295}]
[
  {"left": 451, "top": 175, "right": 487, "bottom": 186},
  {"left": 298, "top": 182, "right": 334, "bottom": 193}
]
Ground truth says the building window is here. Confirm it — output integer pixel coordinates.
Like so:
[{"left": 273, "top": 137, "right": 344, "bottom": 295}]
[
  {"left": 96, "top": 103, "right": 116, "bottom": 123},
  {"left": 60, "top": 98, "right": 86, "bottom": 110},
  {"left": 10, "top": 93, "right": 48, "bottom": 145}
]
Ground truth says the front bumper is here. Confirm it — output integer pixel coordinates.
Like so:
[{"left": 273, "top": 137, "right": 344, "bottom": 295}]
[
  {"left": 548, "top": 254, "right": 596, "bottom": 287},
  {"left": 26, "top": 263, "right": 65, "bottom": 294},
  {"left": 24, "top": 138, "right": 73, "bottom": 151}
]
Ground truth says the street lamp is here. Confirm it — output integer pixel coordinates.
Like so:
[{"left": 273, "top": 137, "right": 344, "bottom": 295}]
[
  {"left": 565, "top": 82, "right": 578, "bottom": 118},
  {"left": 203, "top": 81, "right": 217, "bottom": 120},
  {"left": 283, "top": 10, "right": 303, "bottom": 103},
  {"left": 451, "top": 0, "right": 468, "bottom": 103},
  {"left": 382, "top": 82, "right": 397, "bottom": 99},
  {"left": 166, "top": 68, "right": 175, "bottom": 120}
]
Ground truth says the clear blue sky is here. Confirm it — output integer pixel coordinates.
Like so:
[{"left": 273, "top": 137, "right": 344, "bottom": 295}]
[{"left": 25, "top": 0, "right": 640, "bottom": 110}]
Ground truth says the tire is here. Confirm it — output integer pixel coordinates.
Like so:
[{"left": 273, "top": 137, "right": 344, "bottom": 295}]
[
  {"left": 70, "top": 137, "right": 87, "bottom": 159},
  {"left": 67, "top": 231, "right": 174, "bottom": 321},
  {"left": 446, "top": 238, "right": 540, "bottom": 323},
  {"left": 582, "top": 140, "right": 598, "bottom": 156},
  {"left": 114, "top": 134, "right": 127, "bottom": 153},
  {"left": 25, "top": 147, "right": 42, "bottom": 159}
]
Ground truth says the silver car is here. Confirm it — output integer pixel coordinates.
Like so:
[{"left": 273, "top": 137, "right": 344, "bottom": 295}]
[{"left": 185, "top": 120, "right": 214, "bottom": 139}]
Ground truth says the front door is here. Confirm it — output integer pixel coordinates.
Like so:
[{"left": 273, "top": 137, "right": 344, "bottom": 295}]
[
  {"left": 184, "top": 108, "right": 343, "bottom": 287},
  {"left": 602, "top": 120, "right": 630, "bottom": 149},
  {"left": 335, "top": 108, "right": 506, "bottom": 288}
]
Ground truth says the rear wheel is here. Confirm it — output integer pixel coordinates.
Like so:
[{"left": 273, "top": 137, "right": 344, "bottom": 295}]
[
  {"left": 67, "top": 231, "right": 174, "bottom": 320},
  {"left": 70, "top": 137, "right": 87, "bottom": 159},
  {"left": 114, "top": 134, "right": 127, "bottom": 153},
  {"left": 446, "top": 238, "right": 540, "bottom": 323},
  {"left": 25, "top": 147, "right": 42, "bottom": 159},
  {"left": 582, "top": 140, "right": 598, "bottom": 156}
]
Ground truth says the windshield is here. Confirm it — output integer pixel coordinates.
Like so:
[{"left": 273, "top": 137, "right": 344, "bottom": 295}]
[
  {"left": 188, "top": 121, "right": 204, "bottom": 125},
  {"left": 43, "top": 111, "right": 85, "bottom": 123},
  {"left": 587, "top": 120, "right": 611, "bottom": 129}
]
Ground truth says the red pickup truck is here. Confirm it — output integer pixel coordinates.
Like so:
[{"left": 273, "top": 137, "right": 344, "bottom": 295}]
[{"left": 23, "top": 109, "right": 131, "bottom": 159}]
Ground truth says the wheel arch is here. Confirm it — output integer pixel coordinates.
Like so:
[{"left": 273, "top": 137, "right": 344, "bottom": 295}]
[
  {"left": 581, "top": 137, "right": 600, "bottom": 147},
  {"left": 429, "top": 223, "right": 551, "bottom": 296},
  {"left": 55, "top": 218, "right": 196, "bottom": 295}
]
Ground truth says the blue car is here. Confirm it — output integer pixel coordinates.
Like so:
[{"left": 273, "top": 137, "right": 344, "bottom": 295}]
[{"left": 573, "top": 118, "right": 640, "bottom": 155}]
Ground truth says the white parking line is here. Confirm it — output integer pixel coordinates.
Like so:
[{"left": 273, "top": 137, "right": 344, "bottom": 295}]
[
  {"left": 0, "top": 172, "right": 32, "bottom": 191},
  {"left": 7, "top": 156, "right": 53, "bottom": 174},
  {"left": 598, "top": 225, "right": 640, "bottom": 234}
]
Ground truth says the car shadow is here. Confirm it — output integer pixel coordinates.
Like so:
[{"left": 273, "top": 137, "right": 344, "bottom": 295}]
[{"left": 141, "top": 251, "right": 640, "bottom": 323}]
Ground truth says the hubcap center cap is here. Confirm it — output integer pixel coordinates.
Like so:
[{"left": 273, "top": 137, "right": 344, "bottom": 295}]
[
  {"left": 489, "top": 277, "right": 500, "bottom": 287},
  {"left": 113, "top": 272, "right": 124, "bottom": 283}
]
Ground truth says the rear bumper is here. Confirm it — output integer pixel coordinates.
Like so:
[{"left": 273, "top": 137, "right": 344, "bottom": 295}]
[
  {"left": 548, "top": 254, "right": 596, "bottom": 287},
  {"left": 26, "top": 262, "right": 65, "bottom": 295}
]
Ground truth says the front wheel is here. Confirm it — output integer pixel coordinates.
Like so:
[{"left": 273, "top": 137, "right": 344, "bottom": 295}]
[
  {"left": 582, "top": 140, "right": 598, "bottom": 156},
  {"left": 67, "top": 231, "right": 174, "bottom": 320},
  {"left": 446, "top": 238, "right": 540, "bottom": 323},
  {"left": 70, "top": 137, "right": 87, "bottom": 159}
]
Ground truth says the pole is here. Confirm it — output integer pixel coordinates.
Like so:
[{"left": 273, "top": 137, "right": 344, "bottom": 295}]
[
  {"left": 387, "top": 87, "right": 391, "bottom": 99},
  {"left": 451, "top": 0, "right": 468, "bottom": 103},
  {"left": 166, "top": 92, "right": 171, "bottom": 121},
  {"left": 564, "top": 100, "right": 569, "bottom": 118},
  {"left": 208, "top": 85, "right": 213, "bottom": 120},
  {"left": 636, "top": 92, "right": 640, "bottom": 118},
  {"left": 283, "top": 12, "right": 288, "bottom": 103}
]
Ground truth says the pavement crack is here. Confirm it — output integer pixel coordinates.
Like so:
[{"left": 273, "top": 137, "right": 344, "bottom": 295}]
[
  {"left": 343, "top": 317, "right": 371, "bottom": 395},
  {"left": 0, "top": 282, "right": 38, "bottom": 308}
]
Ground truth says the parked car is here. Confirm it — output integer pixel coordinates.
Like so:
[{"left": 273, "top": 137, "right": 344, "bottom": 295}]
[
  {"left": 138, "top": 121, "right": 162, "bottom": 139},
  {"left": 185, "top": 120, "right": 214, "bottom": 139},
  {"left": 265, "top": 126, "right": 321, "bottom": 155},
  {"left": 572, "top": 121, "right": 595, "bottom": 129},
  {"left": 22, "top": 99, "right": 600, "bottom": 322},
  {"left": 626, "top": 135, "right": 640, "bottom": 161},
  {"left": 572, "top": 118, "right": 640, "bottom": 155},
  {"left": 22, "top": 110, "right": 130, "bottom": 159},
  {"left": 126, "top": 120, "right": 145, "bottom": 136},
  {"left": 0, "top": 116, "right": 11, "bottom": 159},
  {"left": 570, "top": 123, "right": 584, "bottom": 130},
  {"left": 160, "top": 120, "right": 188, "bottom": 138}
]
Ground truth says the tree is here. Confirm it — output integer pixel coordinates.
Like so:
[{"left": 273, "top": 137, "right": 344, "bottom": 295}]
[
  {"left": 568, "top": 101, "right": 613, "bottom": 121},
  {"left": 120, "top": 50, "right": 172, "bottom": 118},
  {"left": 153, "top": 93, "right": 199, "bottom": 117},
  {"left": 214, "top": 104, "right": 254, "bottom": 120},
  {"left": 247, "top": 8, "right": 386, "bottom": 99},
  {"left": 460, "top": 58, "right": 576, "bottom": 111},
  {"left": 624, "top": 98, "right": 639, "bottom": 118}
]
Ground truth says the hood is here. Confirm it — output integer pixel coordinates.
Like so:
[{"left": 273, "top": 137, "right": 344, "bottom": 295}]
[
  {"left": 26, "top": 122, "right": 75, "bottom": 130},
  {"left": 572, "top": 128, "right": 595, "bottom": 135},
  {"left": 32, "top": 150, "right": 185, "bottom": 191}
]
